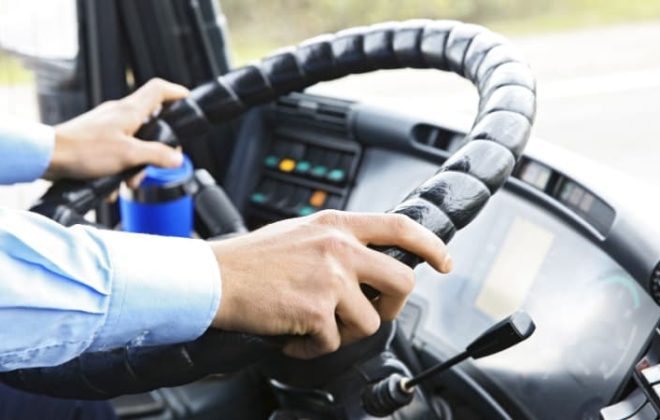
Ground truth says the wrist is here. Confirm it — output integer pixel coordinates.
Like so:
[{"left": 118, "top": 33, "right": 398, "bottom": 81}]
[
  {"left": 44, "top": 124, "right": 75, "bottom": 180},
  {"left": 209, "top": 241, "right": 240, "bottom": 330},
  {"left": 210, "top": 242, "right": 228, "bottom": 329}
]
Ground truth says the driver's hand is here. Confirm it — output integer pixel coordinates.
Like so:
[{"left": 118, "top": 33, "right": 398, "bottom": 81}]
[
  {"left": 44, "top": 78, "right": 188, "bottom": 180},
  {"left": 210, "top": 210, "right": 452, "bottom": 359}
]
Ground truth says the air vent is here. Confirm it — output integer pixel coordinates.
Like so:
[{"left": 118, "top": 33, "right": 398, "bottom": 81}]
[
  {"left": 274, "top": 93, "right": 352, "bottom": 131},
  {"left": 275, "top": 95, "right": 299, "bottom": 111},
  {"left": 411, "top": 123, "right": 462, "bottom": 153},
  {"left": 317, "top": 102, "right": 349, "bottom": 121},
  {"left": 650, "top": 262, "right": 660, "bottom": 305}
]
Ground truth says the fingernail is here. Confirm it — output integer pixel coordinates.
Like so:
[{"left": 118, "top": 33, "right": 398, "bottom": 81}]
[
  {"left": 442, "top": 255, "right": 453, "bottom": 273},
  {"left": 169, "top": 152, "right": 184, "bottom": 166}
]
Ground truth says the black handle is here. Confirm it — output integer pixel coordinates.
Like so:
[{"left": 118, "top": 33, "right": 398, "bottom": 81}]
[{"left": 193, "top": 169, "right": 248, "bottom": 238}]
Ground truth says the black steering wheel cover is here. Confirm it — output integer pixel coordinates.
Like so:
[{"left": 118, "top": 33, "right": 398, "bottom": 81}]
[{"left": 1, "top": 19, "right": 535, "bottom": 399}]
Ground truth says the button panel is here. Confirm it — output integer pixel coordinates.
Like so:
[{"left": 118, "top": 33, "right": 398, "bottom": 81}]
[
  {"left": 261, "top": 137, "right": 359, "bottom": 187},
  {"left": 250, "top": 177, "right": 344, "bottom": 218},
  {"left": 248, "top": 133, "right": 361, "bottom": 227}
]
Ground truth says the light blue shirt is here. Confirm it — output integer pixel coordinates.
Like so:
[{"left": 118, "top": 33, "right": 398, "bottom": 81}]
[{"left": 0, "top": 118, "right": 222, "bottom": 372}]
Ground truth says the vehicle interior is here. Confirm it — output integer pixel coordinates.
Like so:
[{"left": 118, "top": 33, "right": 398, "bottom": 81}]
[{"left": 1, "top": 1, "right": 659, "bottom": 419}]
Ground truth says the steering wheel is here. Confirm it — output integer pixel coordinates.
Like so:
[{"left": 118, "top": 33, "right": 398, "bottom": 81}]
[{"left": 0, "top": 20, "right": 535, "bottom": 399}]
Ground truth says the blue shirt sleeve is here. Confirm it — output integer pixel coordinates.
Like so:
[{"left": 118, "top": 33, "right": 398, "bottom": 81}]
[
  {"left": 0, "top": 207, "right": 222, "bottom": 372},
  {"left": 0, "top": 118, "right": 55, "bottom": 184}
]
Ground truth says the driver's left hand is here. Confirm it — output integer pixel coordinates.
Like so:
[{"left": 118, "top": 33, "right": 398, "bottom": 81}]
[{"left": 44, "top": 78, "right": 188, "bottom": 181}]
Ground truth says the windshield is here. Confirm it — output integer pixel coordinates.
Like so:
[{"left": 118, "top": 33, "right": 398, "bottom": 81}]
[
  {"left": 0, "top": 0, "right": 78, "bottom": 60},
  {"left": 222, "top": 0, "right": 660, "bottom": 187},
  {"left": 0, "top": 0, "right": 658, "bottom": 211}
]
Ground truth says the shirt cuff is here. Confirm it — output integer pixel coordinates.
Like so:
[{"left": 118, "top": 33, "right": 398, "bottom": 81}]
[
  {"left": 0, "top": 118, "right": 54, "bottom": 184},
  {"left": 89, "top": 230, "right": 221, "bottom": 350}
]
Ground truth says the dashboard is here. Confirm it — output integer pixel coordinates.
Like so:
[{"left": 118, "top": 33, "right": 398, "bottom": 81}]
[
  {"left": 221, "top": 92, "right": 660, "bottom": 419},
  {"left": 410, "top": 190, "right": 657, "bottom": 419},
  {"left": 345, "top": 147, "right": 659, "bottom": 420}
]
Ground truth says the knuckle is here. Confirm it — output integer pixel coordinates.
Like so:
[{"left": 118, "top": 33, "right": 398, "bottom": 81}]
[
  {"left": 99, "top": 99, "right": 119, "bottom": 110},
  {"left": 325, "top": 268, "right": 345, "bottom": 290},
  {"left": 329, "top": 339, "right": 341, "bottom": 353},
  {"left": 314, "top": 209, "right": 343, "bottom": 226},
  {"left": 319, "top": 231, "right": 352, "bottom": 256},
  {"left": 358, "top": 312, "right": 381, "bottom": 336},
  {"left": 397, "top": 267, "right": 416, "bottom": 295},
  {"left": 146, "top": 77, "right": 166, "bottom": 89},
  {"left": 122, "top": 143, "right": 142, "bottom": 165},
  {"left": 391, "top": 213, "right": 413, "bottom": 234},
  {"left": 307, "top": 306, "right": 327, "bottom": 330},
  {"left": 117, "top": 100, "right": 139, "bottom": 116},
  {"left": 322, "top": 333, "right": 341, "bottom": 353}
]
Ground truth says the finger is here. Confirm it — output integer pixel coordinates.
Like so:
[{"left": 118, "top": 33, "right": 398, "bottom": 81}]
[
  {"left": 335, "top": 212, "right": 452, "bottom": 273},
  {"left": 352, "top": 246, "right": 416, "bottom": 320},
  {"left": 127, "top": 170, "right": 146, "bottom": 189},
  {"left": 283, "top": 318, "right": 341, "bottom": 360},
  {"left": 123, "top": 78, "right": 189, "bottom": 119},
  {"left": 126, "top": 136, "right": 184, "bottom": 168},
  {"left": 105, "top": 190, "right": 119, "bottom": 204},
  {"left": 336, "top": 281, "right": 381, "bottom": 344}
]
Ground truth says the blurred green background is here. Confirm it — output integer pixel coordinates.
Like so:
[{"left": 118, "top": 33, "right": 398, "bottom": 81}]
[
  {"left": 221, "top": 0, "right": 660, "bottom": 64},
  {"left": 1, "top": 0, "right": 660, "bottom": 82},
  {"left": 0, "top": 53, "right": 33, "bottom": 85}
]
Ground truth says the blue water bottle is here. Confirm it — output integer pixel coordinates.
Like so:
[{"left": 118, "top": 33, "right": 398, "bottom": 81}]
[{"left": 119, "top": 155, "right": 195, "bottom": 237}]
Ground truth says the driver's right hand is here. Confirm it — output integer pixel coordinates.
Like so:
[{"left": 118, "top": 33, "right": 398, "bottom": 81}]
[{"left": 210, "top": 210, "right": 452, "bottom": 359}]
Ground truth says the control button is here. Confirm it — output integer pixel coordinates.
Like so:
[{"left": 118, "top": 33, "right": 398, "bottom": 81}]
[
  {"left": 279, "top": 159, "right": 296, "bottom": 173},
  {"left": 310, "top": 190, "right": 327, "bottom": 208},
  {"left": 600, "top": 389, "right": 647, "bottom": 420},
  {"left": 304, "top": 146, "right": 326, "bottom": 178},
  {"left": 322, "top": 150, "right": 341, "bottom": 169},
  {"left": 295, "top": 160, "right": 312, "bottom": 174},
  {"left": 311, "top": 165, "right": 328, "bottom": 178},
  {"left": 287, "top": 142, "right": 306, "bottom": 160},
  {"left": 631, "top": 402, "right": 656, "bottom": 420},
  {"left": 642, "top": 364, "right": 660, "bottom": 385},
  {"left": 289, "top": 187, "right": 312, "bottom": 214},
  {"left": 264, "top": 155, "right": 279, "bottom": 168},
  {"left": 326, "top": 168, "right": 346, "bottom": 183},
  {"left": 653, "top": 383, "right": 660, "bottom": 400},
  {"left": 323, "top": 194, "right": 342, "bottom": 210},
  {"left": 299, "top": 206, "right": 316, "bottom": 216},
  {"left": 271, "top": 139, "right": 293, "bottom": 156},
  {"left": 250, "top": 192, "right": 267, "bottom": 204},
  {"left": 272, "top": 183, "right": 295, "bottom": 209},
  {"left": 250, "top": 179, "right": 278, "bottom": 206}
]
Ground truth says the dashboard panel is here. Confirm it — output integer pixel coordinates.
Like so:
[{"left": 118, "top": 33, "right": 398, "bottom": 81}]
[
  {"left": 345, "top": 145, "right": 660, "bottom": 419},
  {"left": 233, "top": 93, "right": 660, "bottom": 419},
  {"left": 246, "top": 127, "right": 361, "bottom": 227},
  {"left": 410, "top": 189, "right": 659, "bottom": 419}
]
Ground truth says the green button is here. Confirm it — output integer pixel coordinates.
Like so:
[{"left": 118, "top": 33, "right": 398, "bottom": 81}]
[
  {"left": 327, "top": 169, "right": 345, "bottom": 182},
  {"left": 250, "top": 192, "right": 266, "bottom": 204},
  {"left": 298, "top": 206, "right": 316, "bottom": 216},
  {"left": 264, "top": 155, "right": 279, "bottom": 168},
  {"left": 311, "top": 165, "right": 328, "bottom": 177},
  {"left": 295, "top": 160, "right": 311, "bottom": 173}
]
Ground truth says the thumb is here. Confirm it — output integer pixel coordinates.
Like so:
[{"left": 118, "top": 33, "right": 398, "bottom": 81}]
[{"left": 128, "top": 138, "right": 184, "bottom": 169}]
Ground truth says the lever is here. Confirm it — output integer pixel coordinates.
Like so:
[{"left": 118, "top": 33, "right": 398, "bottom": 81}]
[
  {"left": 362, "top": 311, "right": 536, "bottom": 417},
  {"left": 192, "top": 169, "right": 247, "bottom": 238}
]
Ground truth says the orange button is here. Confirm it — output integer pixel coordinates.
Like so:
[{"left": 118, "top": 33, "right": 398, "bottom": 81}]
[
  {"left": 279, "top": 159, "right": 296, "bottom": 173},
  {"left": 309, "top": 190, "right": 327, "bottom": 208}
]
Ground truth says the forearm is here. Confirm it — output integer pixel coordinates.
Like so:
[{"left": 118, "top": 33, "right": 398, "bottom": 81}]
[
  {"left": 0, "top": 207, "right": 221, "bottom": 371},
  {"left": 0, "top": 118, "right": 54, "bottom": 185}
]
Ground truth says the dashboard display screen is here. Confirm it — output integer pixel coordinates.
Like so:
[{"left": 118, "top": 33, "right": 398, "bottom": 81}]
[
  {"left": 474, "top": 217, "right": 554, "bottom": 320},
  {"left": 411, "top": 190, "right": 660, "bottom": 420}
]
